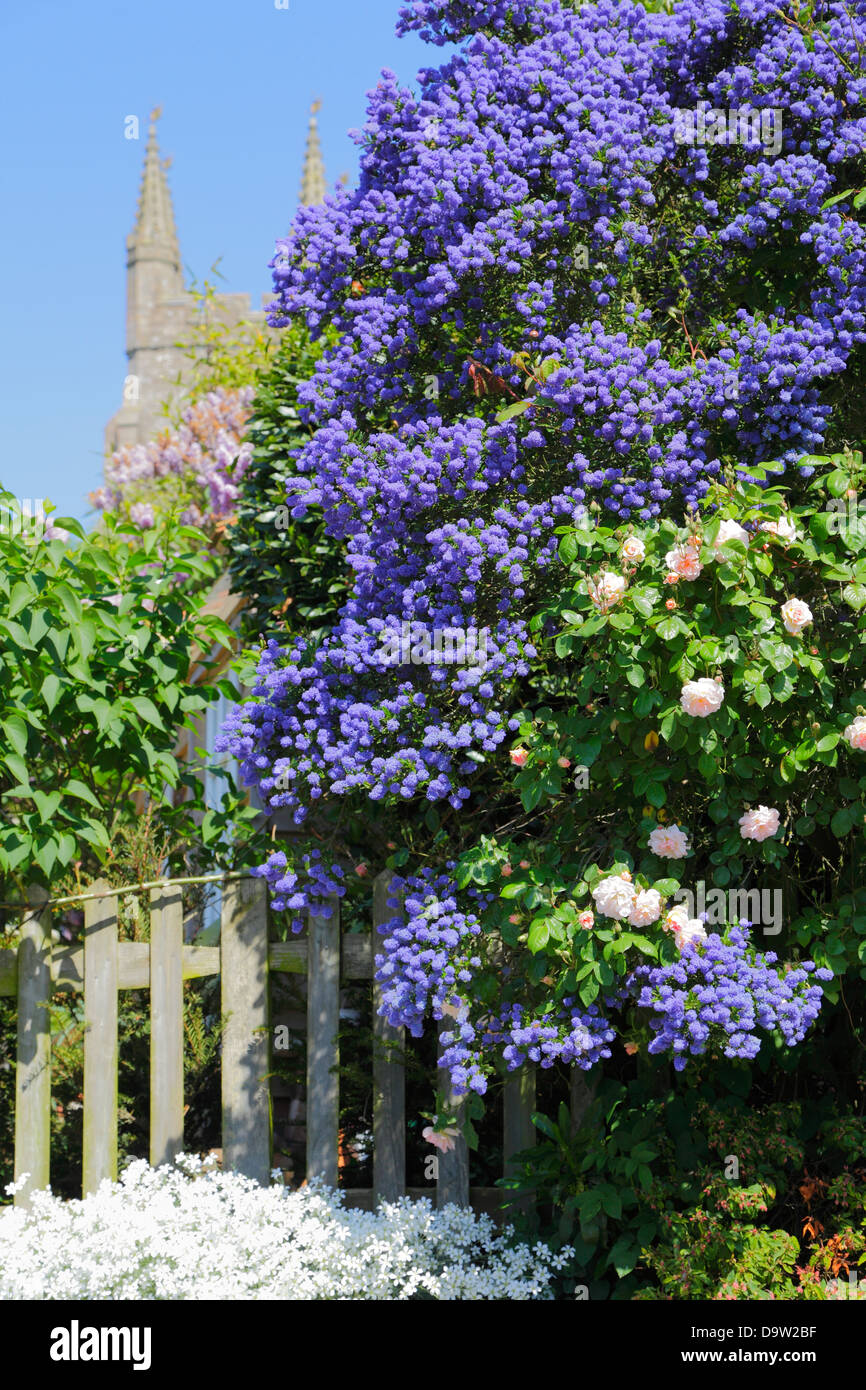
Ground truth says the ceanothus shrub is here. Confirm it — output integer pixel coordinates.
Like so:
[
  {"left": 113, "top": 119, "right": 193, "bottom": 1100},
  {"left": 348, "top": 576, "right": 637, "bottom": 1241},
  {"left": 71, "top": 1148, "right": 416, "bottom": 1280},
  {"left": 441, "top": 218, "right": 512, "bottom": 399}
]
[{"left": 221, "top": 0, "right": 864, "bottom": 1094}]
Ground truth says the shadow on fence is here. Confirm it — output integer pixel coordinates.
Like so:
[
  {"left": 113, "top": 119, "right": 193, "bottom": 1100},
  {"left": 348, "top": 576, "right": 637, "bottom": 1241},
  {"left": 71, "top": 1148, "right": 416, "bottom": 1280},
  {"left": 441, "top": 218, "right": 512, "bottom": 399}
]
[{"left": 2, "top": 871, "right": 538, "bottom": 1214}]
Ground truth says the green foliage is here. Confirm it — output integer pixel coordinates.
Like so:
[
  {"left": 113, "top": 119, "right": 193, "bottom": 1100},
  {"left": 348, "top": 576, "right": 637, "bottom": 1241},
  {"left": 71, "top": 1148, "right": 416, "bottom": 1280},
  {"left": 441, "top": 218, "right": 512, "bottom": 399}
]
[
  {"left": 501, "top": 1070, "right": 866, "bottom": 1300},
  {"left": 0, "top": 497, "right": 257, "bottom": 899},
  {"left": 225, "top": 323, "right": 348, "bottom": 643}
]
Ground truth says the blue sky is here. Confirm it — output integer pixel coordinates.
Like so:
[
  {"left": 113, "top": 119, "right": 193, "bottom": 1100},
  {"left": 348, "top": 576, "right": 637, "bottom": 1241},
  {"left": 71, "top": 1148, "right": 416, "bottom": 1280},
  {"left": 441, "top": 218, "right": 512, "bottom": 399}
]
[{"left": 0, "top": 0, "right": 440, "bottom": 523}]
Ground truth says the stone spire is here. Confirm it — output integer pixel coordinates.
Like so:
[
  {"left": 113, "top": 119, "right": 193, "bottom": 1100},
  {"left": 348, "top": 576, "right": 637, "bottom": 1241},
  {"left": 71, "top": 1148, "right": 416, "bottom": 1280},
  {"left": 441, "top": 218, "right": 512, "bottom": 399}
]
[
  {"left": 128, "top": 107, "right": 182, "bottom": 279},
  {"left": 299, "top": 100, "right": 327, "bottom": 206}
]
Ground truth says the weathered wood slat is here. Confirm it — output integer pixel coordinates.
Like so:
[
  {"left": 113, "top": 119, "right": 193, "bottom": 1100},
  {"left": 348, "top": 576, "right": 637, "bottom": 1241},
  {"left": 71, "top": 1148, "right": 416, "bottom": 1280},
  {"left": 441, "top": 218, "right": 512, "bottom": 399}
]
[
  {"left": 372, "top": 872, "right": 404, "bottom": 1202},
  {"left": 268, "top": 934, "right": 372, "bottom": 979},
  {"left": 149, "top": 886, "right": 184, "bottom": 1168},
  {"left": 435, "top": 1017, "right": 470, "bottom": 1208},
  {"left": 503, "top": 1063, "right": 536, "bottom": 1210},
  {"left": 221, "top": 877, "right": 271, "bottom": 1184},
  {"left": 14, "top": 889, "right": 52, "bottom": 1207},
  {"left": 82, "top": 881, "right": 118, "bottom": 1194},
  {"left": 306, "top": 898, "right": 340, "bottom": 1185},
  {"left": 43, "top": 942, "right": 221, "bottom": 994}
]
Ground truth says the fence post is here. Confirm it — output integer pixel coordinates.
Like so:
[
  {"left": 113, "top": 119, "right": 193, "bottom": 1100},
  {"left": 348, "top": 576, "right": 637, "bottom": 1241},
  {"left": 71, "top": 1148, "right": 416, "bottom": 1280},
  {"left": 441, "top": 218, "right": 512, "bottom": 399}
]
[
  {"left": 503, "top": 1064, "right": 536, "bottom": 1209},
  {"left": 306, "top": 896, "right": 340, "bottom": 1186},
  {"left": 150, "top": 884, "right": 184, "bottom": 1168},
  {"left": 82, "top": 881, "right": 118, "bottom": 1194},
  {"left": 14, "top": 887, "right": 52, "bottom": 1207},
  {"left": 435, "top": 1018, "right": 470, "bottom": 1208},
  {"left": 372, "top": 871, "right": 404, "bottom": 1203},
  {"left": 221, "top": 876, "right": 271, "bottom": 1183}
]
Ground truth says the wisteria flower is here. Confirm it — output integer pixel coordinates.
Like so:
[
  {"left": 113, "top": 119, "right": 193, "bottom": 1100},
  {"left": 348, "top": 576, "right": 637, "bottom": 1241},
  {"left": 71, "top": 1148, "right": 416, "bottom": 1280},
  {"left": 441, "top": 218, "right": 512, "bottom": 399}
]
[
  {"left": 648, "top": 824, "right": 690, "bottom": 859},
  {"left": 780, "top": 598, "right": 813, "bottom": 635},
  {"left": 739, "top": 806, "right": 781, "bottom": 842},
  {"left": 843, "top": 715, "right": 866, "bottom": 751},
  {"left": 680, "top": 679, "right": 725, "bottom": 717},
  {"left": 591, "top": 874, "right": 637, "bottom": 921}
]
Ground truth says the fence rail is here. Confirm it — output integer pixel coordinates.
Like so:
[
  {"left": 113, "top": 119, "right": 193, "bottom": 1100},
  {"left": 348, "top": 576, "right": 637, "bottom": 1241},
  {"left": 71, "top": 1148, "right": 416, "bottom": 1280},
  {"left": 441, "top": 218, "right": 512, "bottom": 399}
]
[{"left": 2, "top": 872, "right": 536, "bottom": 1213}]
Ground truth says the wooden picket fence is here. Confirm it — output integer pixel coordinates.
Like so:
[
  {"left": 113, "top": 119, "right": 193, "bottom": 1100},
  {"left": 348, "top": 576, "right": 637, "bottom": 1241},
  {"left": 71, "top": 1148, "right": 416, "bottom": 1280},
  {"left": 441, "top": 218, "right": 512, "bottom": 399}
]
[{"left": 2, "top": 872, "right": 536, "bottom": 1212}]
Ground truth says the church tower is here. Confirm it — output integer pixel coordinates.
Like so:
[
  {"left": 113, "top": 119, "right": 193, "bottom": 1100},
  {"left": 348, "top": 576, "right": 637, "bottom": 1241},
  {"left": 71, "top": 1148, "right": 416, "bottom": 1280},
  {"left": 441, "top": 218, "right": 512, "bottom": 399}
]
[{"left": 106, "top": 104, "right": 328, "bottom": 454}]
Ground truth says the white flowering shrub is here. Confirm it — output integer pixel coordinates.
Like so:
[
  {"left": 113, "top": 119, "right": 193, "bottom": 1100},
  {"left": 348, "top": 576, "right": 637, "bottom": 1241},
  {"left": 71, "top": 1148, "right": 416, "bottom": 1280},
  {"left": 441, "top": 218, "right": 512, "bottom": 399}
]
[{"left": 0, "top": 1156, "right": 567, "bottom": 1300}]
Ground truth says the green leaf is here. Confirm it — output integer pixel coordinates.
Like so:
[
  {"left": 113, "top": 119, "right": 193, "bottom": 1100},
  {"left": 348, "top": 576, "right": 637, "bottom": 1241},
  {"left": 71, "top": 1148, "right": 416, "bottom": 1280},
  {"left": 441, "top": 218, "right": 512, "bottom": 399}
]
[
  {"left": 41, "top": 672, "right": 62, "bottom": 714},
  {"left": 64, "top": 778, "right": 101, "bottom": 809},
  {"left": 494, "top": 399, "right": 533, "bottom": 423},
  {"left": 127, "top": 695, "right": 163, "bottom": 729},
  {"left": 527, "top": 919, "right": 550, "bottom": 953},
  {"left": 53, "top": 582, "right": 84, "bottom": 629},
  {"left": 3, "top": 714, "right": 28, "bottom": 758}
]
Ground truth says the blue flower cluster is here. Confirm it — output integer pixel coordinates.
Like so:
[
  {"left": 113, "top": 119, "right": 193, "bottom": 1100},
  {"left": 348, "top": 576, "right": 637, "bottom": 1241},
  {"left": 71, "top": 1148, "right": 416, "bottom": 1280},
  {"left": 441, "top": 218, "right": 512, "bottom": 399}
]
[
  {"left": 251, "top": 848, "right": 345, "bottom": 932},
  {"left": 221, "top": 0, "right": 866, "bottom": 824},
  {"left": 374, "top": 869, "right": 484, "bottom": 1037},
  {"left": 630, "top": 925, "right": 833, "bottom": 1071}
]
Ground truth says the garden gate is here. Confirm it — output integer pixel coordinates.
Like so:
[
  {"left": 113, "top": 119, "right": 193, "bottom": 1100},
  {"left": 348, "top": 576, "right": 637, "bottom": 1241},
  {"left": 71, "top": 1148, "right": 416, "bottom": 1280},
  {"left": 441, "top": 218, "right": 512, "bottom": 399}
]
[{"left": 3, "top": 872, "right": 537, "bottom": 1211}]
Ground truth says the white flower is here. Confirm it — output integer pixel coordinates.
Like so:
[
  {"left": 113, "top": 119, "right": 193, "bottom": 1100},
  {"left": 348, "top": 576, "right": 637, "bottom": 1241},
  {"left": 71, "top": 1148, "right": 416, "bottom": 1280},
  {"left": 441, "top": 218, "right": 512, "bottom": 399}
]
[
  {"left": 621, "top": 536, "right": 646, "bottom": 563},
  {"left": 664, "top": 904, "right": 690, "bottom": 933},
  {"left": 680, "top": 678, "right": 725, "bottom": 717},
  {"left": 591, "top": 874, "right": 637, "bottom": 921},
  {"left": 710, "top": 519, "right": 750, "bottom": 554},
  {"left": 675, "top": 919, "right": 708, "bottom": 950},
  {"left": 629, "top": 888, "right": 663, "bottom": 926},
  {"left": 780, "top": 598, "right": 813, "bottom": 635},
  {"left": 760, "top": 515, "right": 797, "bottom": 544},
  {"left": 588, "top": 571, "right": 627, "bottom": 611},
  {"left": 648, "top": 824, "right": 690, "bottom": 859},
  {"left": 739, "top": 806, "right": 780, "bottom": 842},
  {"left": 843, "top": 715, "right": 866, "bottom": 751},
  {"left": 0, "top": 1158, "right": 569, "bottom": 1301}
]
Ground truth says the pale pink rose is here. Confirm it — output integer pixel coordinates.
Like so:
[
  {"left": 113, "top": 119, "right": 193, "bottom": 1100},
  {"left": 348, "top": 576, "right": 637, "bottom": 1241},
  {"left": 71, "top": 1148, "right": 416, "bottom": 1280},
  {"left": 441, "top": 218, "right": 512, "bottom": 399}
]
[
  {"left": 648, "top": 824, "right": 690, "bottom": 859},
  {"left": 680, "top": 678, "right": 725, "bottom": 716},
  {"left": 422, "top": 1126, "right": 460, "bottom": 1153},
  {"left": 760, "top": 515, "right": 797, "bottom": 544},
  {"left": 780, "top": 598, "right": 813, "bottom": 635},
  {"left": 663, "top": 904, "right": 690, "bottom": 933},
  {"left": 665, "top": 545, "right": 703, "bottom": 580},
  {"left": 739, "top": 805, "right": 780, "bottom": 842},
  {"left": 577, "top": 910, "right": 594, "bottom": 930},
  {"left": 675, "top": 919, "right": 708, "bottom": 950},
  {"left": 557, "top": 756, "right": 571, "bottom": 768},
  {"left": 510, "top": 747, "right": 529, "bottom": 767},
  {"left": 591, "top": 874, "right": 637, "bottom": 921},
  {"left": 843, "top": 715, "right": 866, "bottom": 751},
  {"left": 588, "top": 571, "right": 627, "bottom": 611},
  {"left": 629, "top": 888, "right": 663, "bottom": 927},
  {"left": 621, "top": 536, "right": 646, "bottom": 563},
  {"left": 710, "top": 519, "right": 750, "bottom": 554}
]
